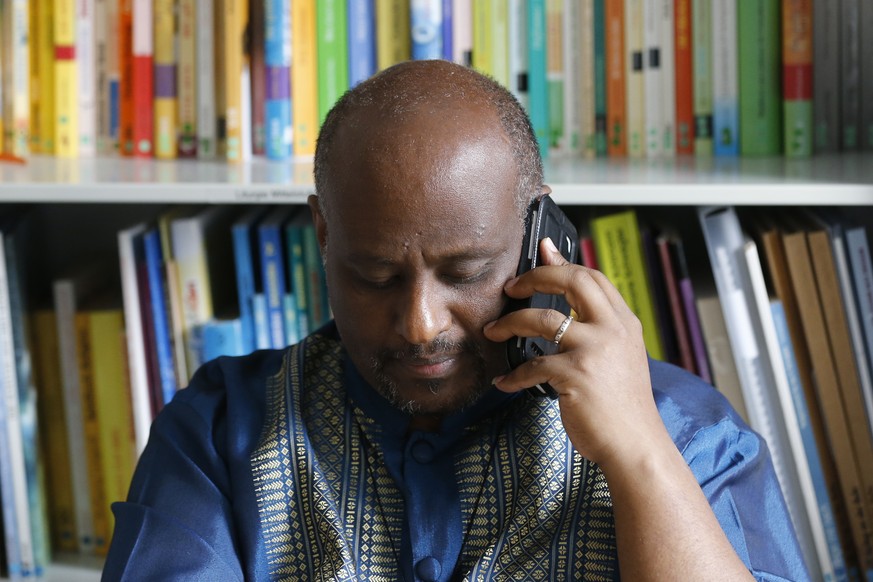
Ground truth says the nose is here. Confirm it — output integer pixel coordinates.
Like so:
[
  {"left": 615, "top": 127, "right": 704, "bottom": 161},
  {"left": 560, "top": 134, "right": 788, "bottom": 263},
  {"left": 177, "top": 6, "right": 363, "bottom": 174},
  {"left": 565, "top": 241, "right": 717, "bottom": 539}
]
[{"left": 395, "top": 278, "right": 452, "bottom": 345}]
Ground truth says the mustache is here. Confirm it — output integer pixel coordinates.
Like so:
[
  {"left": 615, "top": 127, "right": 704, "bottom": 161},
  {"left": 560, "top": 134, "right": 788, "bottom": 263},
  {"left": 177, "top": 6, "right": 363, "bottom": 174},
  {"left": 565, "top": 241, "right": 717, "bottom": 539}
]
[{"left": 378, "top": 337, "right": 473, "bottom": 361}]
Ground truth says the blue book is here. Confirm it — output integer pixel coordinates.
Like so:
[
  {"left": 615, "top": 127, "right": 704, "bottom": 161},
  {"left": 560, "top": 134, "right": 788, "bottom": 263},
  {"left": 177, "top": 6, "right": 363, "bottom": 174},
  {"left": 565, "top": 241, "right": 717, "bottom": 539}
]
[
  {"left": 142, "top": 228, "right": 178, "bottom": 406},
  {"left": 441, "top": 0, "right": 453, "bottom": 61},
  {"left": 202, "top": 318, "right": 246, "bottom": 362},
  {"left": 252, "top": 293, "right": 271, "bottom": 349},
  {"left": 232, "top": 207, "right": 268, "bottom": 354},
  {"left": 771, "top": 300, "right": 849, "bottom": 582},
  {"left": 265, "top": 0, "right": 293, "bottom": 160},
  {"left": 258, "top": 206, "right": 296, "bottom": 348},
  {"left": 527, "top": 0, "right": 549, "bottom": 156},
  {"left": 285, "top": 210, "right": 311, "bottom": 339},
  {"left": 347, "top": 0, "right": 377, "bottom": 87},
  {"left": 411, "top": 0, "right": 443, "bottom": 60}
]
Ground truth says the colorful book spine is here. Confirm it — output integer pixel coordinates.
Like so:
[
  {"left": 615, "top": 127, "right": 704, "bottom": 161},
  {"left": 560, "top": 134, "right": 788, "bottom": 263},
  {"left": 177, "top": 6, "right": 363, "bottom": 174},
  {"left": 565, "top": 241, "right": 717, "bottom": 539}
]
[
  {"left": 118, "top": 0, "right": 134, "bottom": 155},
  {"left": 674, "top": 0, "right": 693, "bottom": 155},
  {"left": 472, "top": 0, "right": 493, "bottom": 76},
  {"left": 527, "top": 0, "right": 549, "bottom": 156},
  {"left": 643, "top": 0, "right": 663, "bottom": 157},
  {"left": 29, "top": 0, "right": 41, "bottom": 154},
  {"left": 259, "top": 207, "right": 293, "bottom": 349},
  {"left": 143, "top": 228, "right": 178, "bottom": 406},
  {"left": 507, "top": 0, "right": 527, "bottom": 108},
  {"left": 303, "top": 223, "right": 330, "bottom": 330},
  {"left": 285, "top": 216, "right": 311, "bottom": 340},
  {"left": 3, "top": 0, "right": 30, "bottom": 158},
  {"left": 562, "top": 0, "right": 582, "bottom": 155},
  {"left": 223, "top": 0, "right": 250, "bottom": 162},
  {"left": 691, "top": 0, "right": 712, "bottom": 156},
  {"left": 77, "top": 0, "right": 96, "bottom": 155},
  {"left": 592, "top": 0, "right": 607, "bottom": 155},
  {"left": 232, "top": 207, "right": 265, "bottom": 355},
  {"left": 441, "top": 0, "right": 453, "bottom": 61},
  {"left": 54, "top": 0, "right": 79, "bottom": 158},
  {"left": 196, "top": 0, "right": 215, "bottom": 158},
  {"left": 37, "top": 0, "right": 56, "bottom": 154},
  {"left": 250, "top": 0, "right": 266, "bottom": 156},
  {"left": 605, "top": 0, "right": 626, "bottom": 156},
  {"left": 265, "top": 0, "right": 293, "bottom": 160},
  {"left": 590, "top": 210, "right": 664, "bottom": 360},
  {"left": 348, "top": 0, "right": 377, "bottom": 88},
  {"left": 490, "top": 0, "right": 509, "bottom": 88},
  {"left": 781, "top": 0, "right": 813, "bottom": 158},
  {"left": 624, "top": 0, "right": 644, "bottom": 157},
  {"left": 410, "top": 0, "right": 443, "bottom": 60},
  {"left": 738, "top": 0, "right": 781, "bottom": 156},
  {"left": 153, "top": 0, "right": 177, "bottom": 159},
  {"left": 132, "top": 0, "right": 154, "bottom": 157},
  {"left": 657, "top": 0, "right": 674, "bottom": 156},
  {"left": 375, "top": 0, "right": 410, "bottom": 70},
  {"left": 813, "top": 0, "right": 839, "bottom": 152},
  {"left": 292, "top": 0, "right": 317, "bottom": 156},
  {"left": 100, "top": 0, "right": 121, "bottom": 154},
  {"left": 711, "top": 0, "right": 738, "bottom": 156},
  {"left": 177, "top": 0, "right": 197, "bottom": 157},
  {"left": 545, "top": 0, "right": 564, "bottom": 150},
  {"left": 316, "top": 0, "right": 348, "bottom": 124},
  {"left": 453, "top": 0, "right": 473, "bottom": 67}
]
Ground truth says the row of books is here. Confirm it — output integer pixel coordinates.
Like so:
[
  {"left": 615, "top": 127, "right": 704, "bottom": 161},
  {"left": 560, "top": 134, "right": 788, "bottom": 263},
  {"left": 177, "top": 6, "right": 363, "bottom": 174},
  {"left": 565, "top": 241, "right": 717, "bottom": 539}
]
[
  {"left": 2, "top": 0, "right": 871, "bottom": 165},
  {"left": 585, "top": 205, "right": 873, "bottom": 581}
]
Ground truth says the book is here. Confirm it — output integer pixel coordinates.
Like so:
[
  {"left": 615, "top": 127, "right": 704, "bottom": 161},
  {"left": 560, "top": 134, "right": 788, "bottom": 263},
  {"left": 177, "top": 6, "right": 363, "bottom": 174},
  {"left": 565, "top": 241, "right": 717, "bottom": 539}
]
[
  {"left": 29, "top": 310, "right": 78, "bottom": 553},
  {"left": 316, "top": 0, "right": 348, "bottom": 124},
  {"left": 846, "top": 226, "right": 873, "bottom": 408},
  {"left": 691, "top": 0, "right": 712, "bottom": 156},
  {"left": 375, "top": 0, "right": 411, "bottom": 69},
  {"left": 153, "top": 0, "right": 178, "bottom": 159},
  {"left": 782, "top": 221, "right": 873, "bottom": 576},
  {"left": 527, "top": 0, "right": 549, "bottom": 156},
  {"left": 605, "top": 0, "right": 626, "bottom": 156},
  {"left": 411, "top": 0, "right": 443, "bottom": 60},
  {"left": 861, "top": 0, "right": 873, "bottom": 150},
  {"left": 643, "top": 0, "right": 664, "bottom": 157},
  {"left": 489, "top": 0, "right": 509, "bottom": 88},
  {"left": 196, "top": 0, "right": 216, "bottom": 158},
  {"left": 98, "top": 0, "right": 121, "bottom": 154},
  {"left": 54, "top": 0, "right": 79, "bottom": 157},
  {"left": 291, "top": 0, "right": 318, "bottom": 157},
  {"left": 840, "top": 0, "right": 861, "bottom": 151},
  {"left": 347, "top": 0, "right": 377, "bottom": 89},
  {"left": 222, "top": 0, "right": 251, "bottom": 162},
  {"left": 232, "top": 206, "right": 268, "bottom": 355},
  {"left": 265, "top": 0, "right": 293, "bottom": 160},
  {"left": 738, "top": 0, "right": 781, "bottom": 156},
  {"left": 781, "top": 0, "right": 813, "bottom": 158},
  {"left": 259, "top": 206, "right": 296, "bottom": 349},
  {"left": 641, "top": 226, "right": 679, "bottom": 366},
  {"left": 545, "top": 0, "right": 564, "bottom": 151},
  {"left": 201, "top": 318, "right": 245, "bottom": 362},
  {"left": 695, "top": 289, "right": 746, "bottom": 422},
  {"left": 472, "top": 0, "right": 493, "bottom": 77},
  {"left": 35, "top": 0, "right": 56, "bottom": 154},
  {"left": 624, "top": 0, "right": 644, "bottom": 158},
  {"left": 142, "top": 227, "right": 178, "bottom": 406},
  {"left": 813, "top": 0, "right": 839, "bottom": 153},
  {"left": 656, "top": 233, "right": 695, "bottom": 374},
  {"left": 711, "top": 0, "right": 738, "bottom": 156},
  {"left": 284, "top": 209, "right": 312, "bottom": 340},
  {"left": 672, "top": 236, "right": 711, "bottom": 383},
  {"left": 132, "top": 0, "right": 154, "bottom": 157},
  {"left": 656, "top": 0, "right": 675, "bottom": 157},
  {"left": 301, "top": 220, "right": 330, "bottom": 331},
  {"left": 561, "top": 0, "right": 583, "bottom": 156},
  {"left": 590, "top": 209, "right": 664, "bottom": 360},
  {"left": 177, "top": 0, "right": 197, "bottom": 157},
  {"left": 453, "top": 0, "right": 473, "bottom": 66},
  {"left": 118, "top": 0, "right": 134, "bottom": 155},
  {"left": 507, "top": 0, "right": 528, "bottom": 108},
  {"left": 673, "top": 0, "right": 693, "bottom": 155},
  {"left": 250, "top": 0, "right": 266, "bottom": 156}
]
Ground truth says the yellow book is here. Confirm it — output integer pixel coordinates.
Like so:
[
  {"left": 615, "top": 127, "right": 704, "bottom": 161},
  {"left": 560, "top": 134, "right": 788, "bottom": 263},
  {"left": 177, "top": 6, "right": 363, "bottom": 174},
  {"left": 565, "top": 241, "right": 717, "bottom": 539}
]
[
  {"left": 292, "top": 0, "right": 318, "bottom": 156},
  {"left": 472, "top": 1, "right": 493, "bottom": 77},
  {"left": 37, "top": 0, "right": 56, "bottom": 154},
  {"left": 54, "top": 0, "right": 78, "bottom": 157},
  {"left": 490, "top": 0, "right": 509, "bottom": 88},
  {"left": 30, "top": 309, "right": 78, "bottom": 552},
  {"left": 29, "top": 0, "right": 41, "bottom": 153},
  {"left": 88, "top": 308, "right": 137, "bottom": 546},
  {"left": 75, "top": 309, "right": 110, "bottom": 555},
  {"left": 177, "top": 0, "right": 197, "bottom": 157},
  {"left": 223, "top": 0, "right": 248, "bottom": 162},
  {"left": 375, "top": 0, "right": 410, "bottom": 70},
  {"left": 590, "top": 210, "right": 664, "bottom": 360},
  {"left": 154, "top": 0, "right": 178, "bottom": 159}
]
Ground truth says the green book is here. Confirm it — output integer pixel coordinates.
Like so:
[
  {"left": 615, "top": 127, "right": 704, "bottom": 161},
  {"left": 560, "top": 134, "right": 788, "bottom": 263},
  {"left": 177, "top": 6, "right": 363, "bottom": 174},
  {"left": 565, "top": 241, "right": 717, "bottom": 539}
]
[
  {"left": 738, "top": 0, "right": 781, "bottom": 156},
  {"left": 317, "top": 0, "right": 349, "bottom": 124}
]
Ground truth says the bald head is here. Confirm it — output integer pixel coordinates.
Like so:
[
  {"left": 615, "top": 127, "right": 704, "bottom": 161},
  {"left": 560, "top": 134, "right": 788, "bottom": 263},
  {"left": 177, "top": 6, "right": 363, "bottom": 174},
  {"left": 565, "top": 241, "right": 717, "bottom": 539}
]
[{"left": 313, "top": 60, "right": 543, "bottom": 220}]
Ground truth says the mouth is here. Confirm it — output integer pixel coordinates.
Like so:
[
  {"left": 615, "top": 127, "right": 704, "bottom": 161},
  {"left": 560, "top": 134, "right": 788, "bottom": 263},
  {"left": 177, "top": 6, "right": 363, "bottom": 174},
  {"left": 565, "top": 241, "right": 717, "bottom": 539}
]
[{"left": 394, "top": 355, "right": 460, "bottom": 379}]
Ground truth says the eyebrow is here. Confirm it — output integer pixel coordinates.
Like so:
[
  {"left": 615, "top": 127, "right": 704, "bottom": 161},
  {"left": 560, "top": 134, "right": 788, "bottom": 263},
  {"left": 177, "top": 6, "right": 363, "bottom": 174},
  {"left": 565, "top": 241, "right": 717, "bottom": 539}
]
[{"left": 346, "top": 247, "right": 509, "bottom": 266}]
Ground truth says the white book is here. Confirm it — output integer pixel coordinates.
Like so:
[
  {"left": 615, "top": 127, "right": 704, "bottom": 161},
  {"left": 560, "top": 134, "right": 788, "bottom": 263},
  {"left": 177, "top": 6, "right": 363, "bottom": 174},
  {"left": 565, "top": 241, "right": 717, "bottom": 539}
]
[
  {"left": 657, "top": 0, "right": 675, "bottom": 156},
  {"left": 743, "top": 239, "right": 827, "bottom": 581},
  {"left": 624, "top": 0, "right": 645, "bottom": 157},
  {"left": 507, "top": 0, "right": 528, "bottom": 109},
  {"left": 0, "top": 231, "right": 35, "bottom": 579},
  {"left": 197, "top": 0, "right": 216, "bottom": 158},
  {"left": 77, "top": 0, "right": 97, "bottom": 155},
  {"left": 117, "top": 222, "right": 153, "bottom": 455},
  {"left": 643, "top": 0, "right": 662, "bottom": 157},
  {"left": 453, "top": 0, "right": 473, "bottom": 66},
  {"left": 3, "top": 0, "right": 30, "bottom": 158},
  {"left": 53, "top": 264, "right": 108, "bottom": 556}
]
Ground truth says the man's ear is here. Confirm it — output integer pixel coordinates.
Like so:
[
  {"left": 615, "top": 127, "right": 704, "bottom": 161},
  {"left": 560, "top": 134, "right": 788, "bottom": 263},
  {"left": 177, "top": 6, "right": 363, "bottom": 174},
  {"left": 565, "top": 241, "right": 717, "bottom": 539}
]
[{"left": 307, "top": 194, "right": 328, "bottom": 253}]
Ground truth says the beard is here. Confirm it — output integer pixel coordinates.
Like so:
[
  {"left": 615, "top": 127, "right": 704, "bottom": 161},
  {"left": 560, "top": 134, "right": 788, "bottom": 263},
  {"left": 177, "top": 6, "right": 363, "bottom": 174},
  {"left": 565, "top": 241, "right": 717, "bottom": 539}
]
[{"left": 369, "top": 337, "right": 490, "bottom": 416}]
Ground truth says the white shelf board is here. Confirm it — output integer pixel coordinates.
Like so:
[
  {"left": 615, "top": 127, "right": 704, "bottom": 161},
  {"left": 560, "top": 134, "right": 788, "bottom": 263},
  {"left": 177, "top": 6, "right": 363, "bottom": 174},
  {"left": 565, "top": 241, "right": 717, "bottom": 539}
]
[{"left": 1, "top": 153, "right": 872, "bottom": 205}]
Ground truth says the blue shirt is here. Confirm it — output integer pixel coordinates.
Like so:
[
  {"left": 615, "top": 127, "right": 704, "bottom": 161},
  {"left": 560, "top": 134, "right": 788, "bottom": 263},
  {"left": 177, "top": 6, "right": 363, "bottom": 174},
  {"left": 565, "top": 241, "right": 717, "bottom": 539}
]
[{"left": 103, "top": 324, "right": 809, "bottom": 581}]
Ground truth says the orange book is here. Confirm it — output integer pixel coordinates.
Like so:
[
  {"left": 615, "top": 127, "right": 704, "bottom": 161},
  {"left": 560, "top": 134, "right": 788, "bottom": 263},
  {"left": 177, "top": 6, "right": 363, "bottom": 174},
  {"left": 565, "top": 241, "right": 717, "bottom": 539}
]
[
  {"left": 292, "top": 0, "right": 318, "bottom": 156},
  {"left": 118, "top": 0, "right": 134, "bottom": 155},
  {"left": 132, "top": 0, "right": 154, "bottom": 157},
  {"left": 605, "top": 0, "right": 627, "bottom": 157},
  {"left": 674, "top": 0, "right": 694, "bottom": 155}
]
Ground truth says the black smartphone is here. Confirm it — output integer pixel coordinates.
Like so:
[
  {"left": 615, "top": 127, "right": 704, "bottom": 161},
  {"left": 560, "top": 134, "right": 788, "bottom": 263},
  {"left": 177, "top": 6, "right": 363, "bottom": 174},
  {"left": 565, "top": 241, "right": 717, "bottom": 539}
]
[{"left": 504, "top": 194, "right": 579, "bottom": 398}]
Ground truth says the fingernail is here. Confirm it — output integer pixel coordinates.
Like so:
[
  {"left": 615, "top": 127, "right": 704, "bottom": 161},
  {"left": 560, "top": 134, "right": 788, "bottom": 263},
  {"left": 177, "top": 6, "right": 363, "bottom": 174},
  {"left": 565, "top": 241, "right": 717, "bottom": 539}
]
[
  {"left": 483, "top": 321, "right": 495, "bottom": 332},
  {"left": 504, "top": 276, "right": 518, "bottom": 289},
  {"left": 543, "top": 237, "right": 558, "bottom": 253},
  {"left": 491, "top": 375, "right": 505, "bottom": 386}
]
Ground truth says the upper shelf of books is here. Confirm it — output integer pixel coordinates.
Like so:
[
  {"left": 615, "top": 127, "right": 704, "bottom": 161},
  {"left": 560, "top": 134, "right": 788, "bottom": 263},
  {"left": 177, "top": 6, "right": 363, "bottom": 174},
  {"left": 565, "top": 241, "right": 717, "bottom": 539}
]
[{"left": 1, "top": 153, "right": 872, "bottom": 206}]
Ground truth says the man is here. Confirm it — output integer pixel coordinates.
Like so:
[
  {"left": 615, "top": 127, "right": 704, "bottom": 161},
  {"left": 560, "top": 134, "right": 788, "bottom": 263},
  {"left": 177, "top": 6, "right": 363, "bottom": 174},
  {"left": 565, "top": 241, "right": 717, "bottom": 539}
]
[{"left": 104, "top": 60, "right": 808, "bottom": 581}]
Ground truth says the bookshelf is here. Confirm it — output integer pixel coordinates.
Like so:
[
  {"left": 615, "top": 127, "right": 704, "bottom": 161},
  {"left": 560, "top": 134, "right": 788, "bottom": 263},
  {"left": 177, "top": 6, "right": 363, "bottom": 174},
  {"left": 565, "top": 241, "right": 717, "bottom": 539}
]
[{"left": 1, "top": 153, "right": 872, "bottom": 205}]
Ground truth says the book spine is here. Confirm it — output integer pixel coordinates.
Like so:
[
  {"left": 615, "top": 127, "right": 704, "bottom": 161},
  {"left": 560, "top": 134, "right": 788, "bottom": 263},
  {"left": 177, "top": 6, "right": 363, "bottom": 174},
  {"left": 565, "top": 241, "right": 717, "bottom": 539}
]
[
  {"left": 643, "top": 0, "right": 661, "bottom": 158},
  {"left": 252, "top": 293, "right": 271, "bottom": 349},
  {"left": 738, "top": 0, "right": 781, "bottom": 156},
  {"left": 846, "top": 227, "right": 873, "bottom": 389},
  {"left": 285, "top": 223, "right": 311, "bottom": 340},
  {"left": 75, "top": 312, "right": 110, "bottom": 555},
  {"left": 527, "top": 0, "right": 549, "bottom": 156},
  {"left": 316, "top": 0, "right": 348, "bottom": 124},
  {"left": 546, "top": 0, "right": 564, "bottom": 150},
  {"left": 347, "top": 0, "right": 377, "bottom": 88},
  {"left": 441, "top": 0, "right": 453, "bottom": 61},
  {"left": 711, "top": 0, "right": 738, "bottom": 156},
  {"left": 592, "top": 0, "right": 607, "bottom": 156},
  {"left": 153, "top": 0, "right": 177, "bottom": 159},
  {"left": 679, "top": 278, "right": 711, "bottom": 383},
  {"left": 562, "top": 0, "right": 582, "bottom": 155},
  {"left": 813, "top": 0, "right": 839, "bottom": 152},
  {"left": 95, "top": 0, "right": 108, "bottom": 153},
  {"left": 453, "top": 0, "right": 473, "bottom": 67},
  {"left": 657, "top": 0, "right": 674, "bottom": 157},
  {"left": 472, "top": 0, "right": 492, "bottom": 76},
  {"left": 5, "top": 0, "right": 30, "bottom": 158},
  {"left": 37, "top": 0, "right": 56, "bottom": 154},
  {"left": 691, "top": 0, "right": 712, "bottom": 156},
  {"left": 841, "top": 0, "right": 860, "bottom": 150},
  {"left": 673, "top": 0, "right": 693, "bottom": 154},
  {"left": 283, "top": 293, "right": 299, "bottom": 345},
  {"left": 55, "top": 0, "right": 79, "bottom": 158},
  {"left": 861, "top": 0, "right": 873, "bottom": 150},
  {"left": 118, "top": 0, "right": 133, "bottom": 155},
  {"left": 77, "top": 0, "right": 96, "bottom": 155},
  {"left": 302, "top": 224, "right": 330, "bottom": 329},
  {"left": 171, "top": 218, "right": 215, "bottom": 374},
  {"left": 143, "top": 229, "right": 178, "bottom": 406},
  {"left": 259, "top": 222, "right": 288, "bottom": 349},
  {"left": 132, "top": 0, "right": 153, "bottom": 157},
  {"left": 605, "top": 0, "right": 626, "bottom": 156},
  {"left": 410, "top": 0, "right": 443, "bottom": 60},
  {"left": 507, "top": 0, "right": 527, "bottom": 108},
  {"left": 292, "top": 0, "right": 318, "bottom": 156},
  {"left": 490, "top": 0, "right": 509, "bottom": 88},
  {"left": 222, "top": 0, "right": 248, "bottom": 162},
  {"left": 201, "top": 318, "right": 245, "bottom": 361},
  {"left": 232, "top": 220, "right": 257, "bottom": 355},
  {"left": 375, "top": 0, "right": 410, "bottom": 69},
  {"left": 196, "top": 0, "right": 215, "bottom": 158},
  {"left": 105, "top": 0, "right": 121, "bottom": 153},
  {"left": 781, "top": 0, "right": 813, "bottom": 158},
  {"left": 29, "top": 0, "right": 41, "bottom": 154},
  {"left": 657, "top": 238, "right": 694, "bottom": 374},
  {"left": 250, "top": 0, "right": 266, "bottom": 156},
  {"left": 624, "top": 0, "right": 644, "bottom": 157},
  {"left": 265, "top": 0, "right": 293, "bottom": 160},
  {"left": 177, "top": 0, "right": 197, "bottom": 157}
]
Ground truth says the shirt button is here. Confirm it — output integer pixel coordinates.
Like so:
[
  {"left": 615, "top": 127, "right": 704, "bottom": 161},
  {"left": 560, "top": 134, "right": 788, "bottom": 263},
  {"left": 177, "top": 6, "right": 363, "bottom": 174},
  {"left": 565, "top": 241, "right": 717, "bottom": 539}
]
[
  {"left": 410, "top": 439, "right": 435, "bottom": 463},
  {"left": 415, "top": 556, "right": 441, "bottom": 581}
]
